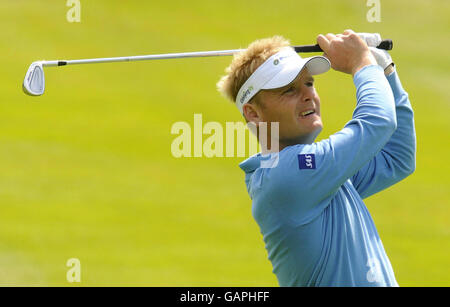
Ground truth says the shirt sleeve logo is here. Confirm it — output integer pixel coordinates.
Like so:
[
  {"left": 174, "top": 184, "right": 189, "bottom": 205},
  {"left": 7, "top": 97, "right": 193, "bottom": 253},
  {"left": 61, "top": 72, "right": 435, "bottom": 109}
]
[{"left": 298, "top": 154, "right": 316, "bottom": 170}]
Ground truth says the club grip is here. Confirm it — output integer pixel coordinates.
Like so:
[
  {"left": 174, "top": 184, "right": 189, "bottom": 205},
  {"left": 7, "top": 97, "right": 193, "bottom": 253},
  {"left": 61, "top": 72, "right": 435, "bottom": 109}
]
[{"left": 293, "top": 39, "right": 393, "bottom": 53}]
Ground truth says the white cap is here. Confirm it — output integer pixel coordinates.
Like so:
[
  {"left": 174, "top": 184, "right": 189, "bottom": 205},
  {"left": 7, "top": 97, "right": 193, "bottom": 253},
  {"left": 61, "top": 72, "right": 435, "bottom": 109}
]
[{"left": 235, "top": 47, "right": 330, "bottom": 115}]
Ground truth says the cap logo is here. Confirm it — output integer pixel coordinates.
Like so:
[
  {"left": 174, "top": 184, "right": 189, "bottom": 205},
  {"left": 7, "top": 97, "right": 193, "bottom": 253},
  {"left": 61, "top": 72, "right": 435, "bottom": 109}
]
[{"left": 240, "top": 86, "right": 254, "bottom": 104}]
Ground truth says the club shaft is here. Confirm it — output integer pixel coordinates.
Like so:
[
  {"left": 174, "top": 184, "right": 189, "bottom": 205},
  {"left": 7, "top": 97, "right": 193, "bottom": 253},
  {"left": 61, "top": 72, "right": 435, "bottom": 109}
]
[
  {"left": 43, "top": 49, "right": 245, "bottom": 67},
  {"left": 42, "top": 39, "right": 393, "bottom": 67}
]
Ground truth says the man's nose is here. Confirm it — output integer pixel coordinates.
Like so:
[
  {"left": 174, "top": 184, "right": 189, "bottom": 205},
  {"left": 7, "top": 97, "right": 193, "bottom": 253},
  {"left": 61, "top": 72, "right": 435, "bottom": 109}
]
[{"left": 302, "top": 85, "right": 314, "bottom": 103}]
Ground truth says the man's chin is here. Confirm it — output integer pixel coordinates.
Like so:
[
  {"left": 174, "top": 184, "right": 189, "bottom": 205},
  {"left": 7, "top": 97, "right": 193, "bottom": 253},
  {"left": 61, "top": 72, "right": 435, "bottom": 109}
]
[{"left": 302, "top": 126, "right": 322, "bottom": 144}]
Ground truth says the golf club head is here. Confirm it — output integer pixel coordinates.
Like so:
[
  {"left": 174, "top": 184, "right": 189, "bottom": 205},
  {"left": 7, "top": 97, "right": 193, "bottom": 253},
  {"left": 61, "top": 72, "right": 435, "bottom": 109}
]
[{"left": 23, "top": 61, "right": 45, "bottom": 96}]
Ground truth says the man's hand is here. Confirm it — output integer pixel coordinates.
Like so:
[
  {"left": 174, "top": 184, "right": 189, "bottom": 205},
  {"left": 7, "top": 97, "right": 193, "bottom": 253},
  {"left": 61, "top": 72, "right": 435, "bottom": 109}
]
[
  {"left": 355, "top": 32, "right": 394, "bottom": 75},
  {"left": 357, "top": 33, "right": 382, "bottom": 48},
  {"left": 317, "top": 29, "right": 377, "bottom": 76},
  {"left": 369, "top": 47, "right": 394, "bottom": 75}
]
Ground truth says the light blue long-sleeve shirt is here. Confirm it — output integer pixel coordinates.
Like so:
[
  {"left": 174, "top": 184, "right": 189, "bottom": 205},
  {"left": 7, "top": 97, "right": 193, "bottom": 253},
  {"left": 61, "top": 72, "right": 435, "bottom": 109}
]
[{"left": 239, "top": 65, "right": 416, "bottom": 286}]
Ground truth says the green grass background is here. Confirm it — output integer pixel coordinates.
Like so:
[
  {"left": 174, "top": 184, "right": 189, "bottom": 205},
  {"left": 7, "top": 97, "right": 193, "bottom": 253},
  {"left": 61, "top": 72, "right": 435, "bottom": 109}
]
[{"left": 0, "top": 0, "right": 449, "bottom": 286}]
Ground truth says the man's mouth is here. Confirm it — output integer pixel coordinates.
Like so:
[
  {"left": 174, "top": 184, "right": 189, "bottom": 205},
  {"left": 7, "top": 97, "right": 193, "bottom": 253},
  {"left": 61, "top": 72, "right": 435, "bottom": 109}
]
[{"left": 300, "top": 109, "right": 315, "bottom": 118}]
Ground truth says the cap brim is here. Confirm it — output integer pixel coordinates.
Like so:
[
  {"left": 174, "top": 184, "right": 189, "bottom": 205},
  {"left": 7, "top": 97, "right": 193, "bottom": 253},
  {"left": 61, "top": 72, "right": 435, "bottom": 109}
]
[
  {"left": 305, "top": 56, "right": 331, "bottom": 75},
  {"left": 262, "top": 55, "right": 330, "bottom": 90}
]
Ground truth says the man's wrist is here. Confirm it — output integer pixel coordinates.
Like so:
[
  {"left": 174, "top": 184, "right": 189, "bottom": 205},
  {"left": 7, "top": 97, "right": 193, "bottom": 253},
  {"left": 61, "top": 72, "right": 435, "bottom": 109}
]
[
  {"left": 352, "top": 61, "right": 376, "bottom": 76},
  {"left": 351, "top": 54, "right": 377, "bottom": 76},
  {"left": 384, "top": 63, "right": 395, "bottom": 76},
  {"left": 353, "top": 64, "right": 384, "bottom": 87}
]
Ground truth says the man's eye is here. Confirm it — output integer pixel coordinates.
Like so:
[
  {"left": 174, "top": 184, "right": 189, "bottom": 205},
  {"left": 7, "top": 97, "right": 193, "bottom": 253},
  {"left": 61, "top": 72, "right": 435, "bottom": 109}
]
[
  {"left": 305, "top": 82, "right": 314, "bottom": 87},
  {"left": 283, "top": 87, "right": 294, "bottom": 94}
]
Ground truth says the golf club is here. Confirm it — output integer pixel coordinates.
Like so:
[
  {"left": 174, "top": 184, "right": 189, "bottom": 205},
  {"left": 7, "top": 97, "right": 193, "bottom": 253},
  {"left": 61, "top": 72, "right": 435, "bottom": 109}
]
[{"left": 22, "top": 39, "right": 393, "bottom": 96}]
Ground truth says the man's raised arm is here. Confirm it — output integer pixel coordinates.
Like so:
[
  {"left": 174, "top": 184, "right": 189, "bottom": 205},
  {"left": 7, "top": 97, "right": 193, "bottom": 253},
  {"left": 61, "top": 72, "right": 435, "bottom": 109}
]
[{"left": 351, "top": 59, "right": 416, "bottom": 198}]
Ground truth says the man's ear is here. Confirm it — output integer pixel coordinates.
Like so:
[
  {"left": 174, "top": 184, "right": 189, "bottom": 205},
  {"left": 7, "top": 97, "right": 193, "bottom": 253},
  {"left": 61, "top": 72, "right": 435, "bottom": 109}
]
[{"left": 242, "top": 102, "right": 263, "bottom": 124}]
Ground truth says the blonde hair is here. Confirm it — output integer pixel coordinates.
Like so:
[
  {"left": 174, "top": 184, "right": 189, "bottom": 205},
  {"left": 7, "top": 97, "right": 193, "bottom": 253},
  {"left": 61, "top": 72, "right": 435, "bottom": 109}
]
[{"left": 216, "top": 35, "right": 291, "bottom": 104}]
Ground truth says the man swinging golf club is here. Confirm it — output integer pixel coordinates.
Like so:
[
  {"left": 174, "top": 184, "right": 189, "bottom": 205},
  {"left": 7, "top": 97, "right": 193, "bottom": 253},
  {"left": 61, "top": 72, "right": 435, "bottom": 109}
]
[{"left": 216, "top": 29, "right": 416, "bottom": 286}]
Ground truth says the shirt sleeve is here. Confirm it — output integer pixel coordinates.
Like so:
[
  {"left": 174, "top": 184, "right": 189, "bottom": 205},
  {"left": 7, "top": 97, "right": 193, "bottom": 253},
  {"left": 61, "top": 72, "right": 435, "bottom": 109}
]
[
  {"left": 263, "top": 65, "right": 397, "bottom": 224},
  {"left": 350, "top": 68, "right": 416, "bottom": 199}
]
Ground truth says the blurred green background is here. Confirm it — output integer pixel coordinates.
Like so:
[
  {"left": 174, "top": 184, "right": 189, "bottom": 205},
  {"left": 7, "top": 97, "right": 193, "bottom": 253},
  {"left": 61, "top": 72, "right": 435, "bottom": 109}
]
[{"left": 0, "top": 0, "right": 449, "bottom": 286}]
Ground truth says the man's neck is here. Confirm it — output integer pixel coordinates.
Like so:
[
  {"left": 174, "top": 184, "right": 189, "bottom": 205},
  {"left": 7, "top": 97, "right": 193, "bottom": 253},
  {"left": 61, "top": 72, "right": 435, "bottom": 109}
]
[{"left": 260, "top": 133, "right": 320, "bottom": 154}]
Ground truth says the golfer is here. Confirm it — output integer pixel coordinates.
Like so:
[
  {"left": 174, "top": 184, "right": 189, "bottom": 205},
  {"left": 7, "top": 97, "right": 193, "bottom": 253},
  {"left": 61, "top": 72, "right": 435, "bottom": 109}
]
[{"left": 216, "top": 30, "right": 416, "bottom": 286}]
